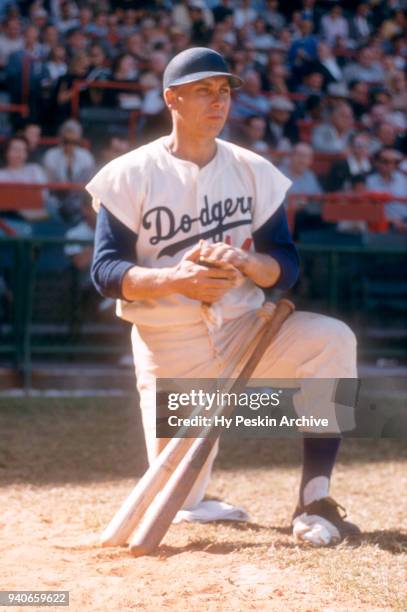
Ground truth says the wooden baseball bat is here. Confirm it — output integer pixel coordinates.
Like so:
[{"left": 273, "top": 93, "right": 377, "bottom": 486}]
[
  {"left": 128, "top": 299, "right": 295, "bottom": 557},
  {"left": 99, "top": 302, "right": 276, "bottom": 547}
]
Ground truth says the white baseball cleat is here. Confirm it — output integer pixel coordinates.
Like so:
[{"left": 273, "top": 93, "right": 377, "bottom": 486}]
[{"left": 292, "top": 496, "right": 361, "bottom": 546}]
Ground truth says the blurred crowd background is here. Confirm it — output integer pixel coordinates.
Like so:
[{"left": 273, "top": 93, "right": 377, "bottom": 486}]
[{"left": 0, "top": 0, "right": 406, "bottom": 367}]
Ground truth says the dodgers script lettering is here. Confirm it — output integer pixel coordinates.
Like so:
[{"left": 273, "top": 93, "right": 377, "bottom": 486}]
[{"left": 142, "top": 194, "right": 253, "bottom": 257}]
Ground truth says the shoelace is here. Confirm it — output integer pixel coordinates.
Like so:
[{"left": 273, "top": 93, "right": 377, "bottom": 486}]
[{"left": 323, "top": 496, "right": 348, "bottom": 519}]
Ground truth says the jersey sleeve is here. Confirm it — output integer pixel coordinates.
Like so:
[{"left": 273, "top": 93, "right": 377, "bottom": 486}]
[
  {"left": 85, "top": 156, "right": 144, "bottom": 234},
  {"left": 251, "top": 159, "right": 292, "bottom": 233}
]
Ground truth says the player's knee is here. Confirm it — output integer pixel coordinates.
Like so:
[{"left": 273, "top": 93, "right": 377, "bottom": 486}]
[
  {"left": 323, "top": 317, "right": 357, "bottom": 355},
  {"left": 301, "top": 314, "right": 356, "bottom": 354}
]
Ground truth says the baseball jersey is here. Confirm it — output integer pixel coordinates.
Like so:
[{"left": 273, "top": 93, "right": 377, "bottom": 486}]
[{"left": 86, "top": 136, "right": 292, "bottom": 327}]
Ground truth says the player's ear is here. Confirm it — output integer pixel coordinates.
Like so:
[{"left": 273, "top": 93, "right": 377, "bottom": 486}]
[{"left": 164, "top": 87, "right": 176, "bottom": 110}]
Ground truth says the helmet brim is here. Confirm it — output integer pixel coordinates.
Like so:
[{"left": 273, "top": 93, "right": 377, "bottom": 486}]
[{"left": 165, "top": 71, "right": 243, "bottom": 90}]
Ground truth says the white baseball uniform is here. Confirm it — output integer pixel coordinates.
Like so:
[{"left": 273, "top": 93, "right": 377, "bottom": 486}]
[{"left": 86, "top": 136, "right": 357, "bottom": 511}]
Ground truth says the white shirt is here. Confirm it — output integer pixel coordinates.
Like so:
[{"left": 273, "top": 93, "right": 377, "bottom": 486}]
[
  {"left": 86, "top": 137, "right": 292, "bottom": 327},
  {"left": 347, "top": 155, "right": 371, "bottom": 175},
  {"left": 366, "top": 171, "right": 407, "bottom": 222},
  {"left": 0, "top": 35, "right": 23, "bottom": 66},
  {"left": 321, "top": 57, "right": 343, "bottom": 81},
  {"left": 0, "top": 163, "right": 47, "bottom": 184},
  {"left": 43, "top": 146, "right": 96, "bottom": 183},
  {"left": 321, "top": 15, "right": 349, "bottom": 45}
]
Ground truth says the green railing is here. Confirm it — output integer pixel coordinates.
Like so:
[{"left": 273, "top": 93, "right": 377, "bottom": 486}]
[{"left": 1, "top": 236, "right": 406, "bottom": 387}]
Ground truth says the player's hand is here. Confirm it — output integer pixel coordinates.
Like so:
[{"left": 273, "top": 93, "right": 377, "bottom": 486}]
[
  {"left": 198, "top": 242, "right": 251, "bottom": 275},
  {"left": 172, "top": 256, "right": 240, "bottom": 304}
]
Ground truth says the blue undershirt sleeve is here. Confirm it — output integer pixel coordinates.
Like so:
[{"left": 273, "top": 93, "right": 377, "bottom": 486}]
[
  {"left": 253, "top": 205, "right": 300, "bottom": 291},
  {"left": 92, "top": 203, "right": 299, "bottom": 299},
  {"left": 91, "top": 204, "right": 137, "bottom": 299}
]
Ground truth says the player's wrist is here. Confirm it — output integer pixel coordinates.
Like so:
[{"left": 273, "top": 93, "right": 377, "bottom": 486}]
[
  {"left": 239, "top": 252, "right": 254, "bottom": 277},
  {"left": 161, "top": 266, "right": 181, "bottom": 295}
]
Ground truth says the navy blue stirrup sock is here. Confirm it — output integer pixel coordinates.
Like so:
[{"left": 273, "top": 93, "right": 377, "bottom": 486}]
[{"left": 299, "top": 437, "right": 341, "bottom": 506}]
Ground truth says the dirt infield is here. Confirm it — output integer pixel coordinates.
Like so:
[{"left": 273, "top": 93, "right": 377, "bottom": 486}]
[{"left": 1, "top": 396, "right": 406, "bottom": 612}]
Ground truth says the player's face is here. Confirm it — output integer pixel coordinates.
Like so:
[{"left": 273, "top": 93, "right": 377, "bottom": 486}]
[{"left": 166, "top": 76, "right": 231, "bottom": 137}]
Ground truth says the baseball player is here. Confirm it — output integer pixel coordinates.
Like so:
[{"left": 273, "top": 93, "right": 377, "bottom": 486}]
[{"left": 86, "top": 47, "right": 360, "bottom": 546}]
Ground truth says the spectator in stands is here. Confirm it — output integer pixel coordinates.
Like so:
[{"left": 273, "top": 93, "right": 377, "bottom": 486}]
[
  {"left": 349, "top": 3, "right": 372, "bottom": 43},
  {"left": 97, "top": 135, "right": 130, "bottom": 167},
  {"left": 43, "top": 119, "right": 95, "bottom": 183},
  {"left": 172, "top": 0, "right": 214, "bottom": 37},
  {"left": 237, "top": 115, "right": 269, "bottom": 155},
  {"left": 312, "top": 102, "right": 355, "bottom": 153},
  {"left": 289, "top": 10, "right": 304, "bottom": 39},
  {"left": 105, "top": 53, "right": 141, "bottom": 110},
  {"left": 40, "top": 25, "right": 60, "bottom": 59},
  {"left": 296, "top": 63, "right": 324, "bottom": 96},
  {"left": 348, "top": 80, "right": 370, "bottom": 119},
  {"left": 30, "top": 6, "right": 49, "bottom": 33},
  {"left": 65, "top": 28, "right": 89, "bottom": 59},
  {"left": 366, "top": 147, "right": 407, "bottom": 230},
  {"left": 46, "top": 44, "right": 68, "bottom": 85},
  {"left": 288, "top": 15, "right": 319, "bottom": 68},
  {"left": 314, "top": 41, "right": 344, "bottom": 88},
  {"left": 335, "top": 174, "right": 370, "bottom": 235},
  {"left": 371, "top": 121, "right": 406, "bottom": 155},
  {"left": 303, "top": 94, "right": 323, "bottom": 122},
  {"left": 265, "top": 96, "right": 298, "bottom": 151},
  {"left": 119, "top": 9, "right": 138, "bottom": 39},
  {"left": 279, "top": 142, "right": 324, "bottom": 235},
  {"left": 370, "top": 87, "right": 406, "bottom": 129},
  {"left": 234, "top": 0, "right": 258, "bottom": 30},
  {"left": 106, "top": 12, "right": 122, "bottom": 50},
  {"left": 55, "top": 1, "right": 80, "bottom": 35},
  {"left": 168, "top": 25, "right": 191, "bottom": 55},
  {"left": 343, "top": 45, "right": 385, "bottom": 84},
  {"left": 6, "top": 25, "right": 50, "bottom": 125},
  {"left": 265, "top": 63, "right": 289, "bottom": 96},
  {"left": 324, "top": 131, "right": 372, "bottom": 192},
  {"left": 324, "top": 82, "right": 349, "bottom": 115},
  {"left": 380, "top": 8, "right": 407, "bottom": 40},
  {"left": 0, "top": 135, "right": 46, "bottom": 184},
  {"left": 281, "top": 141, "right": 322, "bottom": 192},
  {"left": 0, "top": 135, "right": 49, "bottom": 229},
  {"left": 77, "top": 6, "right": 94, "bottom": 37},
  {"left": 187, "top": 1, "right": 214, "bottom": 45},
  {"left": 320, "top": 5, "right": 349, "bottom": 47},
  {"left": 231, "top": 69, "right": 270, "bottom": 119},
  {"left": 42, "top": 119, "right": 95, "bottom": 223},
  {"left": 301, "top": 0, "right": 321, "bottom": 29},
  {"left": 20, "top": 122, "right": 43, "bottom": 164},
  {"left": 247, "top": 17, "right": 276, "bottom": 51},
  {"left": 362, "top": 102, "right": 388, "bottom": 131},
  {"left": 212, "top": 0, "right": 234, "bottom": 26},
  {"left": 88, "top": 43, "right": 111, "bottom": 81},
  {"left": 54, "top": 52, "right": 91, "bottom": 125},
  {"left": 64, "top": 193, "right": 95, "bottom": 279},
  {"left": 264, "top": 0, "right": 285, "bottom": 32},
  {"left": 390, "top": 34, "right": 406, "bottom": 72},
  {"left": 387, "top": 69, "right": 407, "bottom": 113},
  {"left": 63, "top": 193, "right": 115, "bottom": 316},
  {"left": 125, "top": 32, "right": 149, "bottom": 64},
  {"left": 85, "top": 43, "right": 112, "bottom": 108},
  {"left": 139, "top": 72, "right": 165, "bottom": 115},
  {"left": 87, "top": 10, "right": 109, "bottom": 40},
  {"left": 0, "top": 17, "right": 23, "bottom": 67},
  {"left": 149, "top": 51, "right": 169, "bottom": 81}
]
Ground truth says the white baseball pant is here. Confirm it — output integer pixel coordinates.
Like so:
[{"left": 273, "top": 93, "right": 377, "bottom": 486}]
[{"left": 131, "top": 308, "right": 357, "bottom": 509}]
